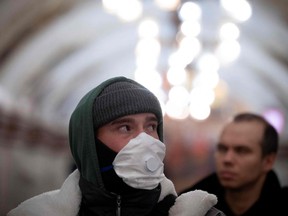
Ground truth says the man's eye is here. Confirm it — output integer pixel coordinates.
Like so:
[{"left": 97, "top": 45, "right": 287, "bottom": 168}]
[
  {"left": 119, "top": 125, "right": 130, "bottom": 132},
  {"left": 217, "top": 145, "right": 227, "bottom": 153},
  {"left": 236, "top": 147, "right": 249, "bottom": 154},
  {"left": 147, "top": 124, "right": 157, "bottom": 132}
]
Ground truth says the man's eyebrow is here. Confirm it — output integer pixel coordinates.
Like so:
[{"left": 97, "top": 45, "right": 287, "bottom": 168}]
[
  {"left": 110, "top": 117, "right": 134, "bottom": 125},
  {"left": 110, "top": 114, "right": 158, "bottom": 125},
  {"left": 146, "top": 115, "right": 158, "bottom": 122}
]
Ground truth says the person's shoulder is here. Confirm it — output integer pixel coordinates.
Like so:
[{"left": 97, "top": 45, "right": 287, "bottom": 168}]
[
  {"left": 271, "top": 185, "right": 288, "bottom": 213},
  {"left": 7, "top": 190, "right": 59, "bottom": 216},
  {"left": 7, "top": 170, "right": 81, "bottom": 216},
  {"left": 282, "top": 185, "right": 288, "bottom": 191},
  {"left": 280, "top": 185, "right": 288, "bottom": 197}
]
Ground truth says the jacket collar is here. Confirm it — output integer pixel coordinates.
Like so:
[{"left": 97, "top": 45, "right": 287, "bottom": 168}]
[
  {"left": 8, "top": 169, "right": 177, "bottom": 216},
  {"left": 8, "top": 169, "right": 218, "bottom": 216}
]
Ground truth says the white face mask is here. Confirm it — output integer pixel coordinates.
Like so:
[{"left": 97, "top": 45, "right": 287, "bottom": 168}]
[{"left": 112, "top": 132, "right": 166, "bottom": 190}]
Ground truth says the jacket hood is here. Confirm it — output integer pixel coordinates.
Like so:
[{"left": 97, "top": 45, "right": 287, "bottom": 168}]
[{"left": 68, "top": 76, "right": 163, "bottom": 186}]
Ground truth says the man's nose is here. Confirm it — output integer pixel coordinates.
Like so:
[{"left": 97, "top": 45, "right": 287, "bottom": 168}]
[
  {"left": 223, "top": 150, "right": 234, "bottom": 162},
  {"left": 132, "top": 127, "right": 146, "bottom": 139}
]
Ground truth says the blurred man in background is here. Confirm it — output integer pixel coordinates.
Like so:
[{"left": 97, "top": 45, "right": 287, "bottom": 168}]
[{"left": 181, "top": 112, "right": 288, "bottom": 215}]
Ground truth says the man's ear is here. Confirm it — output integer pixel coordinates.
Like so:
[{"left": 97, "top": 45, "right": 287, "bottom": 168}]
[{"left": 263, "top": 153, "right": 276, "bottom": 172}]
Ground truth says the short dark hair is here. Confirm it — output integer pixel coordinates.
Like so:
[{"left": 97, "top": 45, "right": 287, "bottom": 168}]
[{"left": 232, "top": 112, "right": 278, "bottom": 157}]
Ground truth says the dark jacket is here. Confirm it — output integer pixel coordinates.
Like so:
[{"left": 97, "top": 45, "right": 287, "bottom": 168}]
[{"left": 181, "top": 170, "right": 288, "bottom": 216}]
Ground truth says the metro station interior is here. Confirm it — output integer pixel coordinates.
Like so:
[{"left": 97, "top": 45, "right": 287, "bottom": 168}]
[{"left": 0, "top": 0, "right": 288, "bottom": 214}]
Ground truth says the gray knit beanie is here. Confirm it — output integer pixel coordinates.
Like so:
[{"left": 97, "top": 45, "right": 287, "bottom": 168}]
[{"left": 93, "top": 78, "right": 163, "bottom": 135}]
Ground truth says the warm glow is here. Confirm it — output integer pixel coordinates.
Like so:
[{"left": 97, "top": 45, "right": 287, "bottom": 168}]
[
  {"left": 136, "top": 38, "right": 161, "bottom": 55},
  {"left": 179, "top": 2, "right": 202, "bottom": 21},
  {"left": 134, "top": 69, "right": 162, "bottom": 90},
  {"left": 179, "top": 37, "right": 201, "bottom": 57},
  {"left": 168, "top": 50, "right": 193, "bottom": 67},
  {"left": 166, "top": 85, "right": 190, "bottom": 120},
  {"left": 189, "top": 102, "right": 211, "bottom": 120},
  {"left": 219, "top": 22, "right": 240, "bottom": 40},
  {"left": 102, "top": 0, "right": 120, "bottom": 13},
  {"left": 190, "top": 87, "right": 215, "bottom": 106},
  {"left": 102, "top": 0, "right": 143, "bottom": 21},
  {"left": 220, "top": 0, "right": 252, "bottom": 22},
  {"left": 167, "top": 67, "right": 187, "bottom": 86},
  {"left": 155, "top": 0, "right": 180, "bottom": 11},
  {"left": 168, "top": 86, "right": 190, "bottom": 104},
  {"left": 180, "top": 20, "right": 201, "bottom": 37},
  {"left": 169, "top": 37, "right": 202, "bottom": 66},
  {"left": 135, "top": 38, "right": 161, "bottom": 68},
  {"left": 165, "top": 99, "right": 190, "bottom": 119},
  {"left": 138, "top": 19, "right": 159, "bottom": 38},
  {"left": 216, "top": 40, "right": 241, "bottom": 64},
  {"left": 197, "top": 53, "right": 220, "bottom": 72},
  {"left": 194, "top": 72, "right": 219, "bottom": 89}
]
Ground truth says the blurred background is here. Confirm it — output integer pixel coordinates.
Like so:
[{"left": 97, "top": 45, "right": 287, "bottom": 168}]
[{"left": 0, "top": 0, "right": 288, "bottom": 215}]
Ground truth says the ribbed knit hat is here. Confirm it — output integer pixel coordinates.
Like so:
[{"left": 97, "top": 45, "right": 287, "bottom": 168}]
[{"left": 93, "top": 78, "right": 163, "bottom": 137}]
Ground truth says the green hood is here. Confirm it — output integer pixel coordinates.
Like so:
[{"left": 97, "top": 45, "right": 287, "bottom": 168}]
[{"left": 68, "top": 76, "right": 163, "bottom": 186}]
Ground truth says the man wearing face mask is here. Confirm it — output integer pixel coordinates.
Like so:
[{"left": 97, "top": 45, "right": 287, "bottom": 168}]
[{"left": 7, "top": 76, "right": 225, "bottom": 216}]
